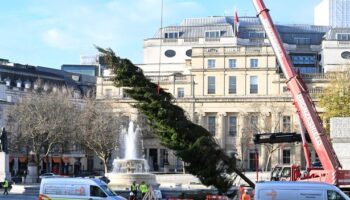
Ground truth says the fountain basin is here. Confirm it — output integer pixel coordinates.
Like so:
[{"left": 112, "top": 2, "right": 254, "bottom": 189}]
[
  {"left": 106, "top": 172, "right": 157, "bottom": 190},
  {"left": 107, "top": 158, "right": 157, "bottom": 190}
]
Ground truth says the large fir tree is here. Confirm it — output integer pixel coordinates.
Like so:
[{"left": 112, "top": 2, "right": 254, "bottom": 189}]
[{"left": 98, "top": 47, "right": 254, "bottom": 193}]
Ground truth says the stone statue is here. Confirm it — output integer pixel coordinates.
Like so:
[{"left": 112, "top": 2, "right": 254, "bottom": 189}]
[{"left": 0, "top": 127, "right": 8, "bottom": 154}]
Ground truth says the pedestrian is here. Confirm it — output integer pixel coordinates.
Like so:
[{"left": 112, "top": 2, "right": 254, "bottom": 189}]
[
  {"left": 129, "top": 192, "right": 136, "bottom": 200},
  {"left": 23, "top": 170, "right": 27, "bottom": 183},
  {"left": 139, "top": 181, "right": 148, "bottom": 199},
  {"left": 241, "top": 189, "right": 250, "bottom": 200},
  {"left": 130, "top": 181, "right": 138, "bottom": 198},
  {"left": 3, "top": 178, "right": 9, "bottom": 195}
]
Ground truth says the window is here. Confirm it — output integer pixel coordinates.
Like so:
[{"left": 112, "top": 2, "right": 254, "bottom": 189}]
[
  {"left": 337, "top": 33, "right": 350, "bottom": 41},
  {"left": 208, "top": 116, "right": 216, "bottom": 136},
  {"left": 250, "top": 76, "right": 258, "bottom": 94},
  {"left": 282, "top": 116, "right": 291, "bottom": 132},
  {"left": 250, "top": 59, "right": 258, "bottom": 68},
  {"left": 249, "top": 115, "right": 259, "bottom": 133},
  {"left": 100, "top": 185, "right": 116, "bottom": 196},
  {"left": 327, "top": 190, "right": 346, "bottom": 200},
  {"left": 208, "top": 59, "right": 216, "bottom": 68},
  {"left": 208, "top": 76, "right": 216, "bottom": 94},
  {"left": 164, "top": 32, "right": 179, "bottom": 39},
  {"left": 164, "top": 49, "right": 176, "bottom": 57},
  {"left": 294, "top": 37, "right": 311, "bottom": 45},
  {"left": 228, "top": 76, "right": 237, "bottom": 94},
  {"left": 205, "top": 31, "right": 220, "bottom": 38},
  {"left": 229, "top": 59, "right": 236, "bottom": 68},
  {"left": 249, "top": 151, "right": 258, "bottom": 171},
  {"left": 228, "top": 116, "right": 237, "bottom": 136},
  {"left": 291, "top": 55, "right": 316, "bottom": 65},
  {"left": 341, "top": 51, "right": 350, "bottom": 59},
  {"left": 282, "top": 149, "right": 291, "bottom": 164},
  {"left": 122, "top": 89, "right": 129, "bottom": 99},
  {"left": 177, "top": 87, "right": 184, "bottom": 98},
  {"left": 249, "top": 31, "right": 265, "bottom": 38},
  {"left": 186, "top": 49, "right": 192, "bottom": 57},
  {"left": 90, "top": 186, "right": 107, "bottom": 197}
]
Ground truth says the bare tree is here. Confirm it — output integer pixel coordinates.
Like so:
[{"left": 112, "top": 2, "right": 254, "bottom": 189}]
[
  {"left": 6, "top": 90, "right": 79, "bottom": 174},
  {"left": 77, "top": 100, "right": 121, "bottom": 174},
  {"left": 240, "top": 102, "right": 290, "bottom": 171}
]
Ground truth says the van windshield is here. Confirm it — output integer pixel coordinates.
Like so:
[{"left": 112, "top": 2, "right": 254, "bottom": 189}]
[{"left": 100, "top": 185, "right": 117, "bottom": 196}]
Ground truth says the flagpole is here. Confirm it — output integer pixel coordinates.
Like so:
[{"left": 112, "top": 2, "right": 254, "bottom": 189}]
[{"left": 157, "top": 0, "right": 164, "bottom": 95}]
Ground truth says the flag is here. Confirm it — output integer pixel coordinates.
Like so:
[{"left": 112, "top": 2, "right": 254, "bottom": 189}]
[{"left": 234, "top": 9, "right": 239, "bottom": 37}]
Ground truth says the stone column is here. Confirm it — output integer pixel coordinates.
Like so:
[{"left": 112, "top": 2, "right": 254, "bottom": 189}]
[
  {"left": 26, "top": 154, "right": 38, "bottom": 183},
  {"left": 238, "top": 112, "right": 248, "bottom": 169},
  {"left": 199, "top": 113, "right": 206, "bottom": 127},
  {"left": 0, "top": 152, "right": 11, "bottom": 181},
  {"left": 218, "top": 113, "right": 227, "bottom": 150},
  {"left": 157, "top": 149, "right": 161, "bottom": 172},
  {"left": 14, "top": 157, "right": 19, "bottom": 175}
]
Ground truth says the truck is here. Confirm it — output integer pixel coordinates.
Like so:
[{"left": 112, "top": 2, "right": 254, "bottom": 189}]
[
  {"left": 251, "top": 0, "right": 350, "bottom": 187},
  {"left": 254, "top": 182, "right": 350, "bottom": 200}
]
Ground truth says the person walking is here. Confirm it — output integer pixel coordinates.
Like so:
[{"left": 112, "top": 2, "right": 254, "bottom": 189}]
[
  {"left": 3, "top": 178, "right": 9, "bottom": 195},
  {"left": 130, "top": 181, "right": 138, "bottom": 198},
  {"left": 129, "top": 192, "right": 136, "bottom": 200},
  {"left": 241, "top": 189, "right": 250, "bottom": 200},
  {"left": 139, "top": 181, "right": 148, "bottom": 199}
]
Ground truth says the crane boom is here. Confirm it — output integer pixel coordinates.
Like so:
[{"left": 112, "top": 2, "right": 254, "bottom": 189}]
[{"left": 252, "top": 0, "right": 350, "bottom": 185}]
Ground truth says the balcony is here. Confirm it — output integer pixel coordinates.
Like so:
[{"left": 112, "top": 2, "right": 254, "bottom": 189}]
[{"left": 279, "top": 73, "right": 338, "bottom": 80}]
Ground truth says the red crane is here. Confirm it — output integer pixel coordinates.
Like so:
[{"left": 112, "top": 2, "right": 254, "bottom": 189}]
[{"left": 252, "top": 0, "right": 350, "bottom": 186}]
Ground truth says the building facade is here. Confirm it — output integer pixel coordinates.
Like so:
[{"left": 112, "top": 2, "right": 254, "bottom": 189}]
[
  {"left": 97, "top": 16, "right": 335, "bottom": 172},
  {"left": 321, "top": 28, "right": 350, "bottom": 72},
  {"left": 0, "top": 59, "right": 97, "bottom": 177},
  {"left": 315, "top": 0, "right": 350, "bottom": 27}
]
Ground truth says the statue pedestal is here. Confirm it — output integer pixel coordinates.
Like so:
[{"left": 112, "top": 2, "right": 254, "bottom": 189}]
[
  {"left": 163, "top": 165, "right": 170, "bottom": 173},
  {"left": 0, "top": 152, "right": 11, "bottom": 181},
  {"left": 25, "top": 163, "right": 38, "bottom": 183},
  {"left": 331, "top": 118, "right": 350, "bottom": 169}
]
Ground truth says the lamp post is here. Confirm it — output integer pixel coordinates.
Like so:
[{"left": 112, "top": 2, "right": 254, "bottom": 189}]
[{"left": 255, "top": 147, "right": 259, "bottom": 182}]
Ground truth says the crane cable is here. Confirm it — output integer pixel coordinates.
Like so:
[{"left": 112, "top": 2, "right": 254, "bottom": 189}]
[{"left": 157, "top": 0, "right": 164, "bottom": 95}]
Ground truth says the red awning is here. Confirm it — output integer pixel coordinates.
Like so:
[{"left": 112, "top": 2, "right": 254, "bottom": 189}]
[
  {"left": 62, "top": 157, "right": 70, "bottom": 163},
  {"left": 52, "top": 157, "right": 62, "bottom": 163}
]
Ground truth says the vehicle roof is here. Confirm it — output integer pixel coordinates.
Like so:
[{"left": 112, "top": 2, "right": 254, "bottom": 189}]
[
  {"left": 40, "top": 177, "right": 105, "bottom": 185},
  {"left": 256, "top": 181, "right": 338, "bottom": 190}
]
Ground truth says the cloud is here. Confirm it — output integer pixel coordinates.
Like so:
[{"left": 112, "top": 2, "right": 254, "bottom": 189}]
[{"left": 42, "top": 28, "right": 76, "bottom": 50}]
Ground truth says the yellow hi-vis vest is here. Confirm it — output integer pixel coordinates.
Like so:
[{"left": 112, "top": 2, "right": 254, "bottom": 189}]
[
  {"left": 140, "top": 184, "right": 147, "bottom": 193},
  {"left": 3, "top": 180, "right": 8, "bottom": 188},
  {"left": 131, "top": 184, "right": 137, "bottom": 191}
]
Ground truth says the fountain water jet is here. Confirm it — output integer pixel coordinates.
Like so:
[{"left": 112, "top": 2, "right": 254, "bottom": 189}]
[{"left": 106, "top": 121, "right": 157, "bottom": 190}]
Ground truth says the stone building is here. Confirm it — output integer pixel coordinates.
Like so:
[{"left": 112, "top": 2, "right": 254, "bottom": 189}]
[
  {"left": 96, "top": 16, "right": 340, "bottom": 172},
  {"left": 0, "top": 59, "right": 96, "bottom": 177}
]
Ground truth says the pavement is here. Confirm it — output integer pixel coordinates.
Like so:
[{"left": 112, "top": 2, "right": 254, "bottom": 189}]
[{"left": 0, "top": 194, "right": 37, "bottom": 200}]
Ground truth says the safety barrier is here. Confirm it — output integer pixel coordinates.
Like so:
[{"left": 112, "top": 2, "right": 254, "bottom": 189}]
[{"left": 205, "top": 195, "right": 229, "bottom": 200}]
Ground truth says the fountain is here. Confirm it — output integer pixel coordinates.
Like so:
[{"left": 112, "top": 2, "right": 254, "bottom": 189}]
[{"left": 106, "top": 121, "right": 157, "bottom": 190}]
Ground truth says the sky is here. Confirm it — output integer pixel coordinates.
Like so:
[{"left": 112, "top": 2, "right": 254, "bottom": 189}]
[{"left": 0, "top": 0, "right": 321, "bottom": 69}]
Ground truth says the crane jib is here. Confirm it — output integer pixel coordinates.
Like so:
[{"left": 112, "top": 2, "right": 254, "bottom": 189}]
[{"left": 295, "top": 94, "right": 322, "bottom": 146}]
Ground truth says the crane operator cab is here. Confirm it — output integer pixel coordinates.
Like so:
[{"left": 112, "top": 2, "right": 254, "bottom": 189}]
[{"left": 270, "top": 165, "right": 301, "bottom": 181}]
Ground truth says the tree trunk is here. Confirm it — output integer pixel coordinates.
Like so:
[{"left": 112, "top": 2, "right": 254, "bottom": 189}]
[
  {"left": 265, "top": 153, "right": 272, "bottom": 172},
  {"left": 103, "top": 159, "right": 108, "bottom": 174}
]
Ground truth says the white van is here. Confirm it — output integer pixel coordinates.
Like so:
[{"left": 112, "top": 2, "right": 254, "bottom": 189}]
[
  {"left": 254, "top": 182, "right": 350, "bottom": 200},
  {"left": 39, "top": 177, "right": 126, "bottom": 200}
]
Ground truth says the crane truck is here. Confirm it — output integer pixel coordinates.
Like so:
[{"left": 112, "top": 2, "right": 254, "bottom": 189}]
[{"left": 251, "top": 0, "right": 350, "bottom": 187}]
